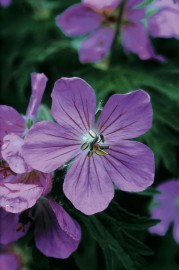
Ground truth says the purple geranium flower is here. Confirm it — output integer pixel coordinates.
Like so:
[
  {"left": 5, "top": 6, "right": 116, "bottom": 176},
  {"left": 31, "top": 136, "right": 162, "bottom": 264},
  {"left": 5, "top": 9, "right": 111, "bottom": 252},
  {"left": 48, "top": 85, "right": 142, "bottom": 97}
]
[
  {"left": 0, "top": 73, "right": 51, "bottom": 213},
  {"left": 148, "top": 0, "right": 179, "bottom": 39},
  {"left": 149, "top": 179, "right": 179, "bottom": 244},
  {"left": 56, "top": 0, "right": 163, "bottom": 62},
  {"left": 23, "top": 77, "right": 154, "bottom": 215},
  {"left": 0, "top": 197, "right": 81, "bottom": 259},
  {"left": 0, "top": 0, "right": 12, "bottom": 7}
]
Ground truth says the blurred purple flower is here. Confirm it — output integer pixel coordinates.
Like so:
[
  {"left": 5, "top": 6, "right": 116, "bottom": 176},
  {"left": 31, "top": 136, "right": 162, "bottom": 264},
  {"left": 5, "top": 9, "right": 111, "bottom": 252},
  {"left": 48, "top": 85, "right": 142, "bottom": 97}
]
[
  {"left": 0, "top": 73, "right": 51, "bottom": 213},
  {"left": 56, "top": 0, "right": 163, "bottom": 62},
  {"left": 0, "top": 197, "right": 81, "bottom": 259},
  {"left": 23, "top": 77, "right": 154, "bottom": 215},
  {"left": 0, "top": 0, "right": 12, "bottom": 7},
  {"left": 148, "top": 0, "right": 179, "bottom": 38},
  {"left": 0, "top": 251, "right": 20, "bottom": 270},
  {"left": 149, "top": 179, "right": 179, "bottom": 243}
]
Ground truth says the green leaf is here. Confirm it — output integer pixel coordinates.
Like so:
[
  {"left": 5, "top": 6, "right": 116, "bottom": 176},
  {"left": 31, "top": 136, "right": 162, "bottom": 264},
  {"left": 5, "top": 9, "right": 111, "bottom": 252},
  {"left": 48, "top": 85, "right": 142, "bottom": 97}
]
[{"left": 32, "top": 247, "right": 49, "bottom": 270}]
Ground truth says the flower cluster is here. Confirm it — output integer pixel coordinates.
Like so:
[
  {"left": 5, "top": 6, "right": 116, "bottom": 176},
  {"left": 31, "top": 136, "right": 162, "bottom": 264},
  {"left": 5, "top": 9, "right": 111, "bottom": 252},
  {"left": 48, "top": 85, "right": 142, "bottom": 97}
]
[
  {"left": 0, "top": 74, "right": 154, "bottom": 258},
  {"left": 56, "top": 0, "right": 179, "bottom": 63}
]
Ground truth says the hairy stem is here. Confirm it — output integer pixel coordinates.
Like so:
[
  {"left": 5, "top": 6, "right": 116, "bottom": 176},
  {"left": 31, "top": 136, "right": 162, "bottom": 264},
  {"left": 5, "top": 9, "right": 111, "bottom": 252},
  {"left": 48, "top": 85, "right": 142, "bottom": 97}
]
[{"left": 109, "top": 0, "right": 126, "bottom": 66}]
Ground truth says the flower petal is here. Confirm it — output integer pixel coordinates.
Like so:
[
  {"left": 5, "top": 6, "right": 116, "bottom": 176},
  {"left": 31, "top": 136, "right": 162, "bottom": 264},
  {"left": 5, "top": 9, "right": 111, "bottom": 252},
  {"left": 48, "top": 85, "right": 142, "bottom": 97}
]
[
  {"left": 26, "top": 73, "right": 48, "bottom": 117},
  {"left": 97, "top": 90, "right": 152, "bottom": 140},
  {"left": 149, "top": 204, "right": 175, "bottom": 236},
  {"left": 80, "top": 27, "right": 115, "bottom": 63},
  {"left": 121, "top": 22, "right": 165, "bottom": 61},
  {"left": 0, "top": 253, "right": 20, "bottom": 270},
  {"left": 156, "top": 180, "right": 179, "bottom": 202},
  {"left": 148, "top": 8, "right": 179, "bottom": 39},
  {"left": 103, "top": 140, "right": 154, "bottom": 192},
  {"left": 0, "top": 0, "right": 12, "bottom": 7},
  {"left": 0, "top": 105, "right": 25, "bottom": 145},
  {"left": 83, "top": 0, "right": 121, "bottom": 10},
  {"left": 56, "top": 3, "right": 102, "bottom": 36},
  {"left": 23, "top": 121, "right": 81, "bottom": 173},
  {"left": 0, "top": 183, "right": 43, "bottom": 213},
  {"left": 51, "top": 77, "right": 96, "bottom": 135},
  {"left": 173, "top": 214, "right": 179, "bottom": 244},
  {"left": 0, "top": 166, "right": 52, "bottom": 195},
  {"left": 34, "top": 198, "right": 81, "bottom": 258},
  {"left": 63, "top": 152, "right": 114, "bottom": 215},
  {"left": 1, "top": 134, "right": 31, "bottom": 174},
  {"left": 0, "top": 208, "right": 29, "bottom": 244}
]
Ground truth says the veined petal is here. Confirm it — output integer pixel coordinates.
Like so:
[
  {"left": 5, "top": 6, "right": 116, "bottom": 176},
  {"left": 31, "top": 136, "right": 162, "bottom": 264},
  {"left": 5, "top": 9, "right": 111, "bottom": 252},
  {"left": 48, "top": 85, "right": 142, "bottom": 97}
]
[
  {"left": 51, "top": 77, "right": 96, "bottom": 135},
  {"left": 0, "top": 183, "right": 43, "bottom": 213},
  {"left": 148, "top": 8, "right": 179, "bottom": 39},
  {"left": 34, "top": 198, "right": 81, "bottom": 258},
  {"left": 97, "top": 90, "right": 152, "bottom": 140},
  {"left": 56, "top": 3, "right": 102, "bottom": 36},
  {"left": 121, "top": 22, "right": 165, "bottom": 61},
  {"left": 26, "top": 73, "right": 48, "bottom": 117},
  {"left": 83, "top": 0, "right": 121, "bottom": 10},
  {"left": 0, "top": 253, "right": 20, "bottom": 270},
  {"left": 149, "top": 204, "right": 175, "bottom": 236},
  {"left": 80, "top": 27, "right": 115, "bottom": 63},
  {"left": 0, "top": 208, "right": 29, "bottom": 244},
  {"left": 23, "top": 121, "right": 81, "bottom": 173},
  {"left": 103, "top": 140, "right": 154, "bottom": 192},
  {"left": 63, "top": 152, "right": 114, "bottom": 215},
  {"left": 0, "top": 105, "right": 25, "bottom": 144},
  {"left": 1, "top": 134, "right": 31, "bottom": 174}
]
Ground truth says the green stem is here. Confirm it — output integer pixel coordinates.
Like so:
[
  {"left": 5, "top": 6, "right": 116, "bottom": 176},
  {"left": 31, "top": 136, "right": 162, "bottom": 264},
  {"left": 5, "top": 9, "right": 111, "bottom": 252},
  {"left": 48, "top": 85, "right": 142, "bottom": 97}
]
[{"left": 109, "top": 0, "right": 126, "bottom": 66}]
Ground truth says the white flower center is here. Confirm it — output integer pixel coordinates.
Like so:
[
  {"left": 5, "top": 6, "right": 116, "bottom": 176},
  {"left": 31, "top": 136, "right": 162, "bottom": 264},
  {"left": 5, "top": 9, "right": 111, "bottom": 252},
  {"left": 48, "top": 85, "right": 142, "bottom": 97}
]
[{"left": 81, "top": 130, "right": 109, "bottom": 157}]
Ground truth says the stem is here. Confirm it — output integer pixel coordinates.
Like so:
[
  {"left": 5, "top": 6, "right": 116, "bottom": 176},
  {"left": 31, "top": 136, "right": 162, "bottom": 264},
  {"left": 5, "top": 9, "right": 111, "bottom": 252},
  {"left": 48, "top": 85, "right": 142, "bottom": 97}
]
[{"left": 109, "top": 0, "right": 126, "bottom": 66}]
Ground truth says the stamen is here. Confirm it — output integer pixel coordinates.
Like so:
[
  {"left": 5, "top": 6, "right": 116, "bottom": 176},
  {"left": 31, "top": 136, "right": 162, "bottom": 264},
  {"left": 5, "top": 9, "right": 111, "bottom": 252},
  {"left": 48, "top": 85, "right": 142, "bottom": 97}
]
[
  {"left": 88, "top": 130, "right": 97, "bottom": 138},
  {"left": 81, "top": 142, "right": 89, "bottom": 150}
]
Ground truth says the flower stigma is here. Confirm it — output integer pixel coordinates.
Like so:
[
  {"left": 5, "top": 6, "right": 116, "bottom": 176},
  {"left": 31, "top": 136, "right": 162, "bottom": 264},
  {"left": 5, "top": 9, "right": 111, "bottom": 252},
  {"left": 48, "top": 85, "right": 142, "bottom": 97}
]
[{"left": 81, "top": 130, "right": 109, "bottom": 157}]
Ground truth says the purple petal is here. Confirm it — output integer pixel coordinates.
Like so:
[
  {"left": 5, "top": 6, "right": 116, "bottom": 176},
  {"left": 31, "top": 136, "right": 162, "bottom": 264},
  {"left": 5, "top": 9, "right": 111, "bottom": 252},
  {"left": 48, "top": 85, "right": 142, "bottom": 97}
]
[
  {"left": 97, "top": 90, "right": 152, "bottom": 140},
  {"left": 83, "top": 0, "right": 121, "bottom": 10},
  {"left": 51, "top": 77, "right": 96, "bottom": 135},
  {"left": 173, "top": 214, "right": 179, "bottom": 244},
  {"left": 22, "top": 121, "right": 81, "bottom": 173},
  {"left": 0, "top": 208, "right": 29, "bottom": 244},
  {"left": 0, "top": 253, "right": 20, "bottom": 270},
  {"left": 121, "top": 22, "right": 165, "bottom": 61},
  {"left": 34, "top": 198, "right": 81, "bottom": 258},
  {"left": 63, "top": 152, "right": 114, "bottom": 215},
  {"left": 80, "top": 27, "right": 115, "bottom": 63},
  {"left": 125, "top": 0, "right": 144, "bottom": 8},
  {"left": 102, "top": 140, "right": 154, "bottom": 192},
  {"left": 124, "top": 7, "right": 145, "bottom": 21},
  {"left": 0, "top": 166, "right": 52, "bottom": 195},
  {"left": 0, "top": 0, "right": 12, "bottom": 7},
  {"left": 26, "top": 73, "right": 48, "bottom": 117},
  {"left": 0, "top": 105, "right": 25, "bottom": 145},
  {"left": 155, "top": 180, "right": 179, "bottom": 202},
  {"left": 56, "top": 3, "right": 102, "bottom": 36},
  {"left": 1, "top": 134, "right": 31, "bottom": 174},
  {"left": 148, "top": 8, "right": 179, "bottom": 39},
  {"left": 149, "top": 204, "right": 175, "bottom": 236},
  {"left": 0, "top": 183, "right": 43, "bottom": 213}
]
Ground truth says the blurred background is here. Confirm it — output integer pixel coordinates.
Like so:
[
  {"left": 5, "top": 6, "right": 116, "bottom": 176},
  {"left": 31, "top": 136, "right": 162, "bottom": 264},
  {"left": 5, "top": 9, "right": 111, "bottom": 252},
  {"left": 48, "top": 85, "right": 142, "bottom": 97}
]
[{"left": 0, "top": 0, "right": 179, "bottom": 269}]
